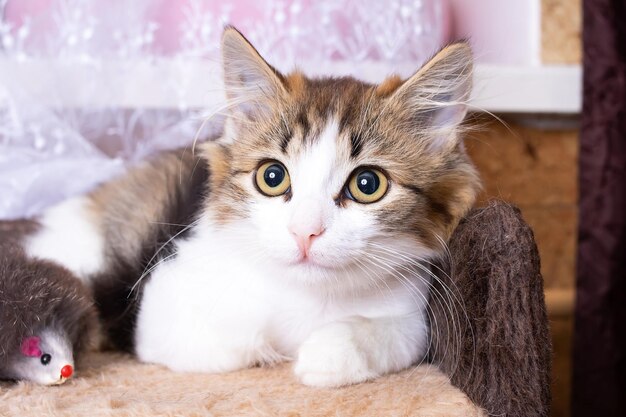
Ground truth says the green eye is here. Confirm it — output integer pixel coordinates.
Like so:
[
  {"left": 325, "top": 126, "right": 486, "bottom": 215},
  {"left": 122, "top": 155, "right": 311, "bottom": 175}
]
[
  {"left": 255, "top": 161, "right": 291, "bottom": 197},
  {"left": 347, "top": 168, "right": 389, "bottom": 204}
]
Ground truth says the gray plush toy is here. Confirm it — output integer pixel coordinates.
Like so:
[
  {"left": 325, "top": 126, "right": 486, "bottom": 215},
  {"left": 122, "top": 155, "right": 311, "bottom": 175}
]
[{"left": 0, "top": 247, "right": 98, "bottom": 385}]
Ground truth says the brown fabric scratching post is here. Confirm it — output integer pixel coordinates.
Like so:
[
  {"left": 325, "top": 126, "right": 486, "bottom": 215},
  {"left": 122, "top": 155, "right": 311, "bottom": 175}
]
[{"left": 429, "top": 201, "right": 552, "bottom": 417}]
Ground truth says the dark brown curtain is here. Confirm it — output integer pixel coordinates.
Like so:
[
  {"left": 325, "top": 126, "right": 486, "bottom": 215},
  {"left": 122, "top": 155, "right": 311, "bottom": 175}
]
[{"left": 573, "top": 1, "right": 626, "bottom": 416}]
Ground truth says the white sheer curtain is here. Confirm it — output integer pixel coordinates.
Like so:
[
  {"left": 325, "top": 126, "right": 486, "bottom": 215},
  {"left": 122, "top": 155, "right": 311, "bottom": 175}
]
[{"left": 0, "top": 0, "right": 449, "bottom": 219}]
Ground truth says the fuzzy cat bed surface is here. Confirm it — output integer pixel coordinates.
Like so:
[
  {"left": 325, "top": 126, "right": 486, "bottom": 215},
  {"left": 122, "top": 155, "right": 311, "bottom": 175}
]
[{"left": 0, "top": 352, "right": 484, "bottom": 417}]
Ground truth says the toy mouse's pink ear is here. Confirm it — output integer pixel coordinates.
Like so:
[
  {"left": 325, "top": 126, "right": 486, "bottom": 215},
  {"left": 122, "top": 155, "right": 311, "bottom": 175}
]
[{"left": 21, "top": 336, "right": 42, "bottom": 357}]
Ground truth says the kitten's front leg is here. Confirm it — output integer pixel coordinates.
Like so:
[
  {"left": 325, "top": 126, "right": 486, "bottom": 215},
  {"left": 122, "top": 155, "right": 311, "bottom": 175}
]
[
  {"left": 134, "top": 259, "right": 263, "bottom": 374},
  {"left": 294, "top": 315, "right": 427, "bottom": 387}
]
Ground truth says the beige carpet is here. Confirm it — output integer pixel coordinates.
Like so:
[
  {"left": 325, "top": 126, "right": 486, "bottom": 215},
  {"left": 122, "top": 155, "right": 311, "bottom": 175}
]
[{"left": 0, "top": 352, "right": 485, "bottom": 416}]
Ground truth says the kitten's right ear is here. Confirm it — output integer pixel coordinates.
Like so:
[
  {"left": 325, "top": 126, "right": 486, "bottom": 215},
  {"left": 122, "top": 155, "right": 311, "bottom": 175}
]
[{"left": 221, "top": 26, "right": 287, "bottom": 122}]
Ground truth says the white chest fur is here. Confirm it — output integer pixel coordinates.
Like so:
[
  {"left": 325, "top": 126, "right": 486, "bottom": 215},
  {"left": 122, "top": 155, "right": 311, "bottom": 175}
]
[{"left": 134, "top": 223, "right": 431, "bottom": 386}]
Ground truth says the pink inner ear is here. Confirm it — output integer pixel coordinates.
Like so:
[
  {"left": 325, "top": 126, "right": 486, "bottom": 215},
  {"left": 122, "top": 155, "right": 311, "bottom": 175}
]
[{"left": 21, "top": 336, "right": 42, "bottom": 357}]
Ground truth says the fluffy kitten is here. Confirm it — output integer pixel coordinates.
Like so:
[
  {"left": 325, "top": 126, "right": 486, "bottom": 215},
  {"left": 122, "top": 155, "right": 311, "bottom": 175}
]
[{"left": 15, "top": 27, "right": 480, "bottom": 387}]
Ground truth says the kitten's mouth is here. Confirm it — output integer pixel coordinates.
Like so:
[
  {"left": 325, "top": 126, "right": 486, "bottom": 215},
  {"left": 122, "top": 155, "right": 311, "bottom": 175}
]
[
  {"left": 289, "top": 255, "right": 341, "bottom": 271},
  {"left": 292, "top": 257, "right": 322, "bottom": 267}
]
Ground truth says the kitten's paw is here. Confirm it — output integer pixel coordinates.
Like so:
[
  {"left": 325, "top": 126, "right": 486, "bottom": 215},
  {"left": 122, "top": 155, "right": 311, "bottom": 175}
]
[{"left": 294, "top": 323, "right": 377, "bottom": 387}]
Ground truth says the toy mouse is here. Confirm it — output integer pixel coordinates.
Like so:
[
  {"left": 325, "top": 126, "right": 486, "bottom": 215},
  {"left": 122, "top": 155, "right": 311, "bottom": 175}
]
[
  {"left": 11, "top": 332, "right": 75, "bottom": 385},
  {"left": 0, "top": 248, "right": 98, "bottom": 385}
]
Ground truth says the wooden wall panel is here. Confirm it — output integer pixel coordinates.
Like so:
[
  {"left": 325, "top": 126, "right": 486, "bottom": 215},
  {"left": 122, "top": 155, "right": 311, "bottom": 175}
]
[
  {"left": 542, "top": 0, "right": 582, "bottom": 64},
  {"left": 465, "top": 118, "right": 579, "bottom": 290}
]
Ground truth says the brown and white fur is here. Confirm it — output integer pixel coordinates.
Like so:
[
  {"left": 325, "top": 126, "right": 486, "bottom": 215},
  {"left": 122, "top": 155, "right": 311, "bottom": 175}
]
[{"left": 10, "top": 27, "right": 480, "bottom": 387}]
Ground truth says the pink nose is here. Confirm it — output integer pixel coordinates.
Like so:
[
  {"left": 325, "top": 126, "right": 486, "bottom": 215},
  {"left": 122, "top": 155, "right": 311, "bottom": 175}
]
[{"left": 289, "top": 223, "right": 325, "bottom": 257}]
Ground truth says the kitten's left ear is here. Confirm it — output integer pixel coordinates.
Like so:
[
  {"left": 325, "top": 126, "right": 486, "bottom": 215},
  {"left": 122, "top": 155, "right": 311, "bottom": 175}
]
[
  {"left": 221, "top": 26, "right": 287, "bottom": 122},
  {"left": 389, "top": 42, "right": 473, "bottom": 148}
]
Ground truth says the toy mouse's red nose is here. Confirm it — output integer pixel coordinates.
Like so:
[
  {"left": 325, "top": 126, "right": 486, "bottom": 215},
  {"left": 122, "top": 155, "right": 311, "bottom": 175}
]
[{"left": 60, "top": 364, "right": 73, "bottom": 379}]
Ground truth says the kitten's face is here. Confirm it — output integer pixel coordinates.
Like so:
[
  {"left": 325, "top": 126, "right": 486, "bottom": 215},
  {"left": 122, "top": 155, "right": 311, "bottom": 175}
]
[{"left": 203, "top": 28, "right": 480, "bottom": 289}]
